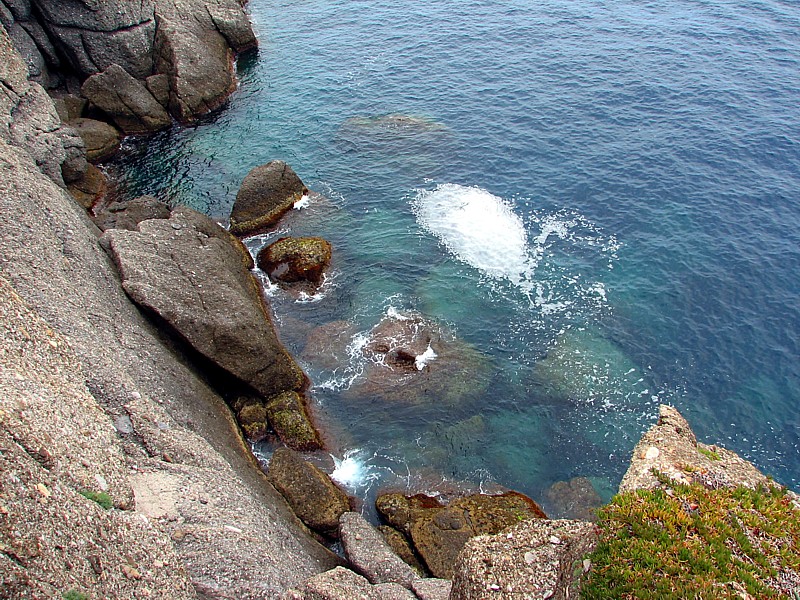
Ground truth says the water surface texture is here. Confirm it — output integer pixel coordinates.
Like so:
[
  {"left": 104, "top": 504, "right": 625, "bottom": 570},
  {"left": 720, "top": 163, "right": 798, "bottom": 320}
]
[{"left": 113, "top": 0, "right": 800, "bottom": 507}]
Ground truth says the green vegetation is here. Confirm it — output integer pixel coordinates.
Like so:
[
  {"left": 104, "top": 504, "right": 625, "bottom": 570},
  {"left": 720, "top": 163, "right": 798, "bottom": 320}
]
[
  {"left": 582, "top": 473, "right": 800, "bottom": 599},
  {"left": 62, "top": 591, "right": 88, "bottom": 600},
  {"left": 79, "top": 490, "right": 113, "bottom": 510},
  {"left": 698, "top": 446, "right": 721, "bottom": 461}
]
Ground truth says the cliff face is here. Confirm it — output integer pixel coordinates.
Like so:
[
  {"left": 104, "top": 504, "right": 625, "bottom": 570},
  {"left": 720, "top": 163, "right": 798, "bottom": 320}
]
[{"left": 0, "top": 20, "right": 339, "bottom": 600}]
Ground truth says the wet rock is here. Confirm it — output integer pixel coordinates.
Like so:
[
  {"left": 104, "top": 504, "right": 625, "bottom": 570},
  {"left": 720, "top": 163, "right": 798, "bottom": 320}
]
[
  {"left": 341, "top": 114, "right": 448, "bottom": 138},
  {"left": 67, "top": 163, "right": 107, "bottom": 209},
  {"left": 257, "top": 236, "right": 332, "bottom": 287},
  {"left": 450, "top": 518, "right": 598, "bottom": 600},
  {"left": 376, "top": 491, "right": 547, "bottom": 579},
  {"left": 101, "top": 206, "right": 306, "bottom": 399},
  {"left": 80, "top": 64, "right": 172, "bottom": 134},
  {"left": 543, "top": 476, "right": 603, "bottom": 522},
  {"left": 229, "top": 160, "right": 308, "bottom": 236},
  {"left": 234, "top": 396, "right": 269, "bottom": 443},
  {"left": 302, "top": 320, "right": 359, "bottom": 371},
  {"left": 264, "top": 391, "right": 323, "bottom": 452},
  {"left": 68, "top": 118, "right": 120, "bottom": 163},
  {"left": 267, "top": 448, "right": 350, "bottom": 536},
  {"left": 339, "top": 512, "right": 419, "bottom": 588},
  {"left": 378, "top": 526, "right": 427, "bottom": 577},
  {"left": 353, "top": 310, "right": 491, "bottom": 406},
  {"left": 92, "top": 195, "right": 171, "bottom": 231},
  {"left": 620, "top": 404, "right": 774, "bottom": 493}
]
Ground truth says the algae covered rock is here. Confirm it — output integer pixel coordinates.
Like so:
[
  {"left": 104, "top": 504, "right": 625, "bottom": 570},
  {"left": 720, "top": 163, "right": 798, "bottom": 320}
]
[
  {"left": 257, "top": 236, "right": 332, "bottom": 286},
  {"left": 233, "top": 396, "right": 269, "bottom": 443},
  {"left": 267, "top": 448, "right": 350, "bottom": 536},
  {"left": 230, "top": 160, "right": 308, "bottom": 236},
  {"left": 265, "top": 391, "right": 323, "bottom": 451},
  {"left": 543, "top": 476, "right": 603, "bottom": 522},
  {"left": 376, "top": 491, "right": 547, "bottom": 579}
]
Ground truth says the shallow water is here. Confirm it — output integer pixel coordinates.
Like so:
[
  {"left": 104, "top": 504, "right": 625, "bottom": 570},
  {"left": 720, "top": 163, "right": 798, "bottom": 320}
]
[{"left": 112, "top": 0, "right": 800, "bottom": 509}]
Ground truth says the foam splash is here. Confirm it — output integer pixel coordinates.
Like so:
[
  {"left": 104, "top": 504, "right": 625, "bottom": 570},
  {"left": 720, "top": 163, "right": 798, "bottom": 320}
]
[
  {"left": 294, "top": 194, "right": 310, "bottom": 210},
  {"left": 415, "top": 344, "right": 437, "bottom": 370},
  {"left": 412, "top": 183, "right": 535, "bottom": 287}
]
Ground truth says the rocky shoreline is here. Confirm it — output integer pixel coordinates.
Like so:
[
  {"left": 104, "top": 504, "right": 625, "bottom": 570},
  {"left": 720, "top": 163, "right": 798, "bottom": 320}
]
[{"left": 1, "top": 2, "right": 798, "bottom": 599}]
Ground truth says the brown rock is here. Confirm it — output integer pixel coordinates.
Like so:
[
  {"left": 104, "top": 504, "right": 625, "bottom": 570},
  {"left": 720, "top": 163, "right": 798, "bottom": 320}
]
[
  {"left": 267, "top": 448, "right": 350, "bottom": 535},
  {"left": 265, "top": 391, "right": 323, "bottom": 452},
  {"left": 69, "top": 117, "right": 121, "bottom": 163},
  {"left": 450, "top": 519, "right": 598, "bottom": 600},
  {"left": 257, "top": 236, "right": 332, "bottom": 286},
  {"left": 378, "top": 526, "right": 427, "bottom": 577},
  {"left": 236, "top": 398, "right": 269, "bottom": 443},
  {"left": 67, "top": 163, "right": 107, "bottom": 209},
  {"left": 543, "top": 477, "right": 603, "bottom": 522},
  {"left": 229, "top": 160, "right": 308, "bottom": 236},
  {"left": 376, "top": 492, "right": 547, "bottom": 579}
]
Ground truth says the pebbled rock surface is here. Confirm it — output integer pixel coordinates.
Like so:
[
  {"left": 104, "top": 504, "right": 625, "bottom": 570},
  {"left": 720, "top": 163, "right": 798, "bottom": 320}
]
[
  {"left": 101, "top": 206, "right": 306, "bottom": 399},
  {"left": 267, "top": 447, "right": 351, "bottom": 536},
  {"left": 376, "top": 492, "right": 547, "bottom": 579},
  {"left": 283, "top": 567, "right": 419, "bottom": 600},
  {"left": 450, "top": 518, "right": 599, "bottom": 600},
  {"left": 80, "top": 63, "right": 171, "bottom": 134},
  {"left": 230, "top": 160, "right": 308, "bottom": 236},
  {"left": 339, "top": 512, "right": 419, "bottom": 589},
  {"left": 620, "top": 404, "right": 774, "bottom": 493}
]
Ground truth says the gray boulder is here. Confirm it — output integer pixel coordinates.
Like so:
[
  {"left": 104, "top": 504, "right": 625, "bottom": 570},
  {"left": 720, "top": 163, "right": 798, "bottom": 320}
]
[
  {"left": 80, "top": 64, "right": 171, "bottom": 134},
  {"left": 339, "top": 512, "right": 419, "bottom": 589},
  {"left": 101, "top": 206, "right": 306, "bottom": 399},
  {"left": 230, "top": 160, "right": 308, "bottom": 236},
  {"left": 69, "top": 117, "right": 120, "bottom": 162},
  {"left": 267, "top": 448, "right": 350, "bottom": 536},
  {"left": 92, "top": 195, "right": 170, "bottom": 231},
  {"left": 450, "top": 519, "right": 598, "bottom": 600},
  {"left": 283, "top": 567, "right": 416, "bottom": 600}
]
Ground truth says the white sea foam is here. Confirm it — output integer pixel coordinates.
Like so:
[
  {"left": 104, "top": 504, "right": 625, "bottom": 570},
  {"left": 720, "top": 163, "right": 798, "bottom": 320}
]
[
  {"left": 412, "top": 184, "right": 535, "bottom": 287},
  {"left": 415, "top": 344, "right": 437, "bottom": 370},
  {"left": 294, "top": 194, "right": 310, "bottom": 210}
]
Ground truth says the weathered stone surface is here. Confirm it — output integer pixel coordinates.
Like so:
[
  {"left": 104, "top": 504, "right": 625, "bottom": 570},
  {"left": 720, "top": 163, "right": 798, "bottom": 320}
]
[
  {"left": 206, "top": 0, "right": 258, "bottom": 52},
  {"left": 378, "top": 526, "right": 427, "bottom": 577},
  {"left": 283, "top": 567, "right": 376, "bottom": 600},
  {"left": 258, "top": 236, "right": 333, "bottom": 286},
  {"left": 154, "top": 16, "right": 235, "bottom": 123},
  {"left": 450, "top": 519, "right": 598, "bottom": 600},
  {"left": 92, "top": 195, "right": 171, "bottom": 231},
  {"left": 236, "top": 396, "right": 269, "bottom": 443},
  {"left": 339, "top": 512, "right": 419, "bottom": 588},
  {"left": 81, "top": 64, "right": 172, "bottom": 134},
  {"left": 69, "top": 116, "right": 121, "bottom": 162},
  {"left": 52, "top": 92, "right": 87, "bottom": 121},
  {"left": 230, "top": 160, "right": 308, "bottom": 236},
  {"left": 543, "top": 476, "right": 603, "bottom": 522},
  {"left": 265, "top": 390, "right": 323, "bottom": 452},
  {"left": 376, "top": 492, "right": 547, "bottom": 579},
  {"left": 67, "top": 162, "right": 107, "bottom": 208},
  {"left": 620, "top": 404, "right": 773, "bottom": 493},
  {"left": 146, "top": 72, "right": 170, "bottom": 108},
  {"left": 411, "top": 578, "right": 452, "bottom": 600},
  {"left": 268, "top": 448, "right": 350, "bottom": 536},
  {"left": 101, "top": 206, "right": 306, "bottom": 399}
]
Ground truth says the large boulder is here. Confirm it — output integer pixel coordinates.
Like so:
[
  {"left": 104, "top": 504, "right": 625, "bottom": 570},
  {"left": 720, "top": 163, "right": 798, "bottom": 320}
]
[
  {"left": 376, "top": 492, "right": 547, "bottom": 579},
  {"left": 267, "top": 448, "right": 350, "bottom": 536},
  {"left": 450, "top": 519, "right": 598, "bottom": 600},
  {"left": 69, "top": 117, "right": 121, "bottom": 162},
  {"left": 257, "top": 236, "right": 333, "bottom": 287},
  {"left": 92, "top": 195, "right": 171, "bottom": 231},
  {"left": 101, "top": 205, "right": 306, "bottom": 399},
  {"left": 339, "top": 512, "right": 419, "bottom": 589},
  {"left": 283, "top": 567, "right": 417, "bottom": 600},
  {"left": 229, "top": 160, "right": 308, "bottom": 236},
  {"left": 80, "top": 64, "right": 172, "bottom": 134}
]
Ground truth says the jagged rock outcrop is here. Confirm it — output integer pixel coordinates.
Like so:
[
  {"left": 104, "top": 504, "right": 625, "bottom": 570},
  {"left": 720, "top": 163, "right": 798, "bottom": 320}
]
[
  {"left": 101, "top": 206, "right": 306, "bottom": 400},
  {"left": 230, "top": 160, "right": 309, "bottom": 236},
  {"left": 450, "top": 519, "right": 598, "bottom": 600}
]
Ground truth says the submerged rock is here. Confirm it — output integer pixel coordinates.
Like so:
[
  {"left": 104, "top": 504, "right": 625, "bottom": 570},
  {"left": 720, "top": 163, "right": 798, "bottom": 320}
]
[
  {"left": 543, "top": 476, "right": 603, "bottom": 522},
  {"left": 265, "top": 391, "right": 323, "bottom": 452},
  {"left": 341, "top": 113, "right": 448, "bottom": 135},
  {"left": 257, "top": 236, "right": 332, "bottom": 287},
  {"left": 450, "top": 518, "right": 598, "bottom": 600},
  {"left": 267, "top": 447, "right": 350, "bottom": 536},
  {"left": 230, "top": 160, "right": 308, "bottom": 236},
  {"left": 101, "top": 206, "right": 306, "bottom": 399},
  {"left": 375, "top": 491, "right": 547, "bottom": 579}
]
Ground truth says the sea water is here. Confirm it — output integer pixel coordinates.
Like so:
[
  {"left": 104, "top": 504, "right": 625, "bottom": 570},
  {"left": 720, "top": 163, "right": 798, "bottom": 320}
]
[{"left": 112, "top": 0, "right": 800, "bottom": 509}]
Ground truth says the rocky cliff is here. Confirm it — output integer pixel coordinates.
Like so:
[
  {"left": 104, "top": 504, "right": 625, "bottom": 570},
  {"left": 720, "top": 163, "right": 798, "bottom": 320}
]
[{"left": 0, "top": 16, "right": 340, "bottom": 599}]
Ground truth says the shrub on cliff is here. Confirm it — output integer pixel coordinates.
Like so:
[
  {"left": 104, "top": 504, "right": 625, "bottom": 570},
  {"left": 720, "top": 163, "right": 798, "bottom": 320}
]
[{"left": 582, "top": 473, "right": 800, "bottom": 599}]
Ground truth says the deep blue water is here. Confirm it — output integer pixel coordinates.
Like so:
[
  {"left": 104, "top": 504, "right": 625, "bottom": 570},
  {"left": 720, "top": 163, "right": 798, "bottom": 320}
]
[{"left": 113, "top": 0, "right": 800, "bottom": 509}]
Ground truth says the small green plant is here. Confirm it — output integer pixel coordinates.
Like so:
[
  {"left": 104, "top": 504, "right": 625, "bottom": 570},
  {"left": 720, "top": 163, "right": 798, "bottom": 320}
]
[
  {"left": 581, "top": 473, "right": 800, "bottom": 599},
  {"left": 62, "top": 590, "right": 88, "bottom": 600},
  {"left": 698, "top": 446, "right": 721, "bottom": 461},
  {"left": 79, "top": 490, "right": 113, "bottom": 510}
]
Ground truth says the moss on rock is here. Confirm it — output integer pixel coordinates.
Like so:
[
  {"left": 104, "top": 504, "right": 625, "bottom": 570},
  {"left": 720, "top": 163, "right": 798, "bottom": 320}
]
[{"left": 264, "top": 391, "right": 323, "bottom": 451}]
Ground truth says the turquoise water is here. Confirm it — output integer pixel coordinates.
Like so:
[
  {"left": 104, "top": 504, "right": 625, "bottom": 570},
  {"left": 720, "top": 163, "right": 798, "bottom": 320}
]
[{"left": 112, "top": 0, "right": 800, "bottom": 510}]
